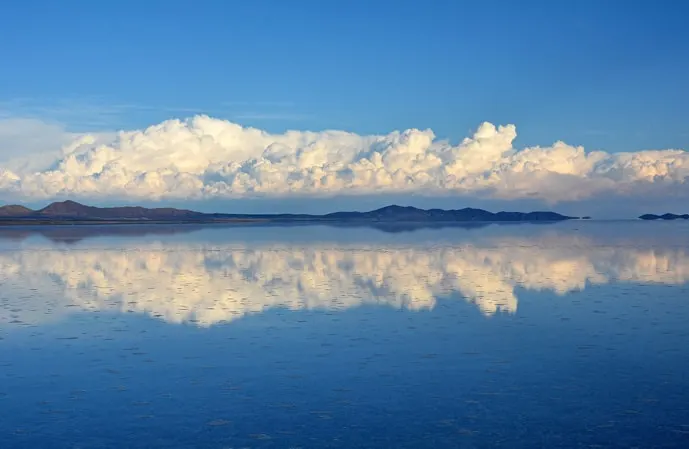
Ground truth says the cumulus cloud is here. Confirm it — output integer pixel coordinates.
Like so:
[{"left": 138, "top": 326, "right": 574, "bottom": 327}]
[{"left": 0, "top": 115, "right": 687, "bottom": 203}]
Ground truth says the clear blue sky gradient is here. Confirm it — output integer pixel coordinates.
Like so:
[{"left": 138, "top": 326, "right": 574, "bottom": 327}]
[{"left": 1, "top": 0, "right": 688, "bottom": 152}]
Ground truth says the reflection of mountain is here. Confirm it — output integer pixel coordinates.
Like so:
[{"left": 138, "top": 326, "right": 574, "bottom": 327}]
[
  {"left": 2, "top": 234, "right": 689, "bottom": 328},
  {"left": 0, "top": 221, "right": 560, "bottom": 243},
  {"left": 0, "top": 224, "right": 199, "bottom": 244}
]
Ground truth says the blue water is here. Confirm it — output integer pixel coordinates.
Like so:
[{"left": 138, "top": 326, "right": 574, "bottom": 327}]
[{"left": 1, "top": 221, "right": 688, "bottom": 448}]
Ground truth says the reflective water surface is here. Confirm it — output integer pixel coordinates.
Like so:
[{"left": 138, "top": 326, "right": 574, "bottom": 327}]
[{"left": 1, "top": 221, "right": 688, "bottom": 448}]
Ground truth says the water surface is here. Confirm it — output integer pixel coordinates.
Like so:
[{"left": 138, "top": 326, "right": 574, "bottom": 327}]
[{"left": 1, "top": 221, "right": 688, "bottom": 448}]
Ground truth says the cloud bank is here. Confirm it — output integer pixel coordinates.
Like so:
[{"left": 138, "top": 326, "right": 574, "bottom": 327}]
[{"left": 0, "top": 115, "right": 688, "bottom": 204}]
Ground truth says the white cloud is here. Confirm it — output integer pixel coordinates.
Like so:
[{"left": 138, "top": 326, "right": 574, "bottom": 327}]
[{"left": 0, "top": 115, "right": 687, "bottom": 203}]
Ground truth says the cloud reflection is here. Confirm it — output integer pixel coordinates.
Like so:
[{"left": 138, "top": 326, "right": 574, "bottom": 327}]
[{"left": 1, "top": 235, "right": 688, "bottom": 327}]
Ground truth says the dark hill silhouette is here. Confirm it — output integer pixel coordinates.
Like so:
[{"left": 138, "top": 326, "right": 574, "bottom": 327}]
[
  {"left": 0, "top": 205, "right": 33, "bottom": 216},
  {"left": 325, "top": 204, "right": 573, "bottom": 222},
  {"left": 0, "top": 200, "right": 579, "bottom": 224},
  {"left": 639, "top": 213, "right": 689, "bottom": 220},
  {"left": 35, "top": 200, "right": 203, "bottom": 219}
]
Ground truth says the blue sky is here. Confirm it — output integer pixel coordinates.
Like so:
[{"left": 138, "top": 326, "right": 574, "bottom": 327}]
[
  {"left": 1, "top": 0, "right": 688, "bottom": 151},
  {"left": 0, "top": 0, "right": 688, "bottom": 216}
]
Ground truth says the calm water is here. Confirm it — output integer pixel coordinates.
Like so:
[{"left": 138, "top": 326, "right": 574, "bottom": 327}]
[{"left": 1, "top": 221, "right": 689, "bottom": 448}]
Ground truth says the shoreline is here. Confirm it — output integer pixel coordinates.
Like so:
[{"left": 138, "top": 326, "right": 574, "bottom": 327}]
[{"left": 0, "top": 217, "right": 591, "bottom": 227}]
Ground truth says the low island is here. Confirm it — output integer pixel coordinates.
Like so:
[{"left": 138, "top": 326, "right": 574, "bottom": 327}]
[
  {"left": 639, "top": 213, "right": 689, "bottom": 220},
  {"left": 0, "top": 200, "right": 583, "bottom": 226}
]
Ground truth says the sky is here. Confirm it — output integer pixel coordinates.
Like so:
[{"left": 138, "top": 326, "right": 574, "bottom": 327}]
[{"left": 0, "top": 0, "right": 688, "bottom": 217}]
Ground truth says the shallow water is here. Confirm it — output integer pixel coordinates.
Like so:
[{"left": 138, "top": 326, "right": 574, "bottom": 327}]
[{"left": 1, "top": 221, "right": 688, "bottom": 448}]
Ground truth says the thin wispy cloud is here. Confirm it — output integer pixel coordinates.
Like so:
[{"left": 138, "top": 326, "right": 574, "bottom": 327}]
[
  {"left": 582, "top": 129, "right": 613, "bottom": 137},
  {"left": 221, "top": 101, "right": 296, "bottom": 108},
  {"left": 0, "top": 97, "right": 310, "bottom": 131},
  {"left": 234, "top": 112, "right": 313, "bottom": 121}
]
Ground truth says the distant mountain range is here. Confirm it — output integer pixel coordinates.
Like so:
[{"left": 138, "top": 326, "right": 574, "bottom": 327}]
[
  {"left": 0, "top": 200, "right": 580, "bottom": 224},
  {"left": 639, "top": 213, "right": 689, "bottom": 220},
  {"left": 321, "top": 205, "right": 575, "bottom": 222},
  {"left": 0, "top": 200, "right": 204, "bottom": 221}
]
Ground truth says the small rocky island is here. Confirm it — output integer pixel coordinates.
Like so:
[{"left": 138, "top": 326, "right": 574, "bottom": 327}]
[
  {"left": 0, "top": 200, "right": 583, "bottom": 225},
  {"left": 639, "top": 213, "right": 689, "bottom": 220}
]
